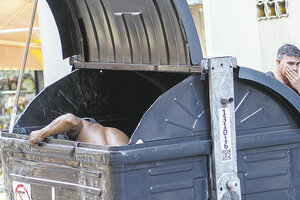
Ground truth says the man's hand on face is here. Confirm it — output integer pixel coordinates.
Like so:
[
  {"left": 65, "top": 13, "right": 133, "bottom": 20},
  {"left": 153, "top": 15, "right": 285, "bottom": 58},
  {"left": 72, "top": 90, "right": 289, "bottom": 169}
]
[
  {"left": 29, "top": 130, "right": 44, "bottom": 146},
  {"left": 285, "top": 68, "right": 300, "bottom": 94}
]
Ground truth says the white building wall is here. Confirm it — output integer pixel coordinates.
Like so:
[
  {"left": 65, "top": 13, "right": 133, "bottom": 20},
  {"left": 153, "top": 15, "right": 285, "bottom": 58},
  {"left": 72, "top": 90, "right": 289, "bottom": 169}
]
[
  {"left": 203, "top": 0, "right": 300, "bottom": 72},
  {"left": 258, "top": 0, "right": 300, "bottom": 72},
  {"left": 37, "top": 0, "right": 71, "bottom": 87},
  {"left": 203, "top": 0, "right": 261, "bottom": 70}
]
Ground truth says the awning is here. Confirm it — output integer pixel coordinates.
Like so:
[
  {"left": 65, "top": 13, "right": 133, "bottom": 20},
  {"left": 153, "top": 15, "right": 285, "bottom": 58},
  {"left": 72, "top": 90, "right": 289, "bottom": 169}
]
[{"left": 0, "top": 0, "right": 42, "bottom": 71}]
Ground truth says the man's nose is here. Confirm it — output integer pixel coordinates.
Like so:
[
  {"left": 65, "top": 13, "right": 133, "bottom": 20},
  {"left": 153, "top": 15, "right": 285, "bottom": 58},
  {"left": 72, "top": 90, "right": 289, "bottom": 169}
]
[
  {"left": 294, "top": 65, "right": 300, "bottom": 73},
  {"left": 291, "top": 64, "right": 298, "bottom": 70}
]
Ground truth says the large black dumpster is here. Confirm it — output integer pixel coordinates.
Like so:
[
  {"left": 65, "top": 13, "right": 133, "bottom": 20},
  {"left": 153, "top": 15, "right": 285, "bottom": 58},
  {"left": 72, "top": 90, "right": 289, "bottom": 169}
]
[{"left": 0, "top": 0, "right": 299, "bottom": 200}]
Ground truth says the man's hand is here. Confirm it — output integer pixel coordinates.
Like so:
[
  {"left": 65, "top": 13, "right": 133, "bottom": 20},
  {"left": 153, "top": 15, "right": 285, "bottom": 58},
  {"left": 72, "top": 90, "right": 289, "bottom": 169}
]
[
  {"left": 29, "top": 130, "right": 44, "bottom": 146},
  {"left": 285, "top": 68, "right": 300, "bottom": 94}
]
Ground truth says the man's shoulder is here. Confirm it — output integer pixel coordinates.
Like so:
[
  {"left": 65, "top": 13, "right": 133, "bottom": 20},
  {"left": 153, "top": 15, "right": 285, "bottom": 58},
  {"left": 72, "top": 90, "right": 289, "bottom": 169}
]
[{"left": 82, "top": 120, "right": 103, "bottom": 131}]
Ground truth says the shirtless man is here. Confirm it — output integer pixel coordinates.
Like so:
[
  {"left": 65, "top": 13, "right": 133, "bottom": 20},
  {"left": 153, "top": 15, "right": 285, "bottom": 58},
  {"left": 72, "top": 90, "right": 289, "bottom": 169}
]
[
  {"left": 267, "top": 44, "right": 300, "bottom": 95},
  {"left": 29, "top": 113, "right": 129, "bottom": 146}
]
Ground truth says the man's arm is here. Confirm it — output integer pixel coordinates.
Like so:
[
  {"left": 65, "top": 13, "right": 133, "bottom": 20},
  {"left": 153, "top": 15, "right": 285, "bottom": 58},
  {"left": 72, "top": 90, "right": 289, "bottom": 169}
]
[
  {"left": 29, "top": 113, "right": 83, "bottom": 146},
  {"left": 285, "top": 68, "right": 300, "bottom": 95}
]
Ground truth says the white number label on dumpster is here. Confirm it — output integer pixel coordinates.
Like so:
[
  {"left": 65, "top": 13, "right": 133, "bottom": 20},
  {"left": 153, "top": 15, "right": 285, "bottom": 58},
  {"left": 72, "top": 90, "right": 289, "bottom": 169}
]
[
  {"left": 13, "top": 181, "right": 31, "bottom": 200},
  {"left": 219, "top": 108, "right": 232, "bottom": 162}
]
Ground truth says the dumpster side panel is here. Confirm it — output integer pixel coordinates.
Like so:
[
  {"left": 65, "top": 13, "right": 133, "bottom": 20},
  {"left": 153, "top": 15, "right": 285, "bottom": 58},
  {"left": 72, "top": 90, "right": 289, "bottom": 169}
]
[
  {"left": 0, "top": 137, "right": 111, "bottom": 200},
  {"left": 237, "top": 141, "right": 300, "bottom": 200},
  {"left": 0, "top": 134, "right": 211, "bottom": 200},
  {"left": 112, "top": 156, "right": 209, "bottom": 200},
  {"left": 3, "top": 133, "right": 300, "bottom": 200}
]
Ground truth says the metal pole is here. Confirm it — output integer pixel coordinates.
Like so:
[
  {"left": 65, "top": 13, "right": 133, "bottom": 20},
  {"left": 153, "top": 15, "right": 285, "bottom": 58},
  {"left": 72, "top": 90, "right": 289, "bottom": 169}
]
[
  {"left": 9, "top": 0, "right": 39, "bottom": 133},
  {"left": 201, "top": 57, "right": 241, "bottom": 200}
]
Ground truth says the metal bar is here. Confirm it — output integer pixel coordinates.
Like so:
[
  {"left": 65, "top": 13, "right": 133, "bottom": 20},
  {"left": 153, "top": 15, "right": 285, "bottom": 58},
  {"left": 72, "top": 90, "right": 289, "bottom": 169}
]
[
  {"left": 10, "top": 173, "right": 101, "bottom": 195},
  {"left": 201, "top": 57, "right": 241, "bottom": 200},
  {"left": 73, "top": 61, "right": 202, "bottom": 73},
  {"left": 9, "top": 0, "right": 39, "bottom": 133}
]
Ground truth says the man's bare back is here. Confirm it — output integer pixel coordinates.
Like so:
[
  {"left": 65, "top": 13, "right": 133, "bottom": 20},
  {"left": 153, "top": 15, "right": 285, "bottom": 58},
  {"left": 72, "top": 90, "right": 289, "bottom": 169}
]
[{"left": 29, "top": 113, "right": 129, "bottom": 146}]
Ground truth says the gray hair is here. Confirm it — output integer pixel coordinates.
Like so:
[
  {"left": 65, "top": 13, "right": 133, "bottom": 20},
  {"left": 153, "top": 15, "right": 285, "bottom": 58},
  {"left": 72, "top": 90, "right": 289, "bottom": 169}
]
[{"left": 277, "top": 44, "right": 300, "bottom": 60}]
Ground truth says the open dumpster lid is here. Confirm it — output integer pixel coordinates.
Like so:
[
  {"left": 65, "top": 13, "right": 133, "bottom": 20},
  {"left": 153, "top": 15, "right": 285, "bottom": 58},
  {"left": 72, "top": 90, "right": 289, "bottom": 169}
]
[{"left": 46, "top": 0, "right": 203, "bottom": 72}]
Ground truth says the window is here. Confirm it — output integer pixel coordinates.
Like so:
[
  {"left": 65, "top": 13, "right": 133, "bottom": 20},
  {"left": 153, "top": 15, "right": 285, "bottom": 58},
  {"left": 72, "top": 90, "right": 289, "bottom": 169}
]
[{"left": 256, "top": 0, "right": 288, "bottom": 20}]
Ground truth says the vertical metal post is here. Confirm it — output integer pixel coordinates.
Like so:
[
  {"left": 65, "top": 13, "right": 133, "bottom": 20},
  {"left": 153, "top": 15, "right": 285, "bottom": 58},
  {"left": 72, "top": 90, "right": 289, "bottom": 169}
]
[
  {"left": 201, "top": 57, "right": 241, "bottom": 200},
  {"left": 9, "top": 0, "right": 39, "bottom": 133}
]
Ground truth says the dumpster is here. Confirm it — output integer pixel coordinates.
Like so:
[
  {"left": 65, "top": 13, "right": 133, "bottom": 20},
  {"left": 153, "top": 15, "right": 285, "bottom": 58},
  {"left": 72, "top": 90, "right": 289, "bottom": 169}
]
[{"left": 0, "top": 0, "right": 300, "bottom": 200}]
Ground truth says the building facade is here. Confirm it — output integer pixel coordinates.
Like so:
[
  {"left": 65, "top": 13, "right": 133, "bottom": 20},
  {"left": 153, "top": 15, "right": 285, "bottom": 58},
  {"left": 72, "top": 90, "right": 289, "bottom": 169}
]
[{"left": 201, "top": 0, "right": 300, "bottom": 72}]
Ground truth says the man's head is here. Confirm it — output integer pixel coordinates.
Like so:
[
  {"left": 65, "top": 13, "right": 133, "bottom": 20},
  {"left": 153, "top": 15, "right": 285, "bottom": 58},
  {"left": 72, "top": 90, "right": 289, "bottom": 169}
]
[
  {"left": 276, "top": 44, "right": 300, "bottom": 80},
  {"left": 82, "top": 117, "right": 97, "bottom": 123}
]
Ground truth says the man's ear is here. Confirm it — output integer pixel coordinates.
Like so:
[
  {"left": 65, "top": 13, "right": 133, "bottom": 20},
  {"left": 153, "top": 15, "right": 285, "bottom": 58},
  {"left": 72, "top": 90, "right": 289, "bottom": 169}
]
[{"left": 276, "top": 59, "right": 281, "bottom": 67}]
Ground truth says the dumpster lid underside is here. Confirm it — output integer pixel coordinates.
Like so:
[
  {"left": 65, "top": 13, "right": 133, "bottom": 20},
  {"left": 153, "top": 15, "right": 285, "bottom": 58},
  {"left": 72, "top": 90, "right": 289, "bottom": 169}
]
[{"left": 46, "top": 0, "right": 203, "bottom": 72}]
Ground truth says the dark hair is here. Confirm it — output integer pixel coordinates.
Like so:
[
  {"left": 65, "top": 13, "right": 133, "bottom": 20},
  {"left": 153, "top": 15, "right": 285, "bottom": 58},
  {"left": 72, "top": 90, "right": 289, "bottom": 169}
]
[
  {"left": 82, "top": 117, "right": 97, "bottom": 123},
  {"left": 277, "top": 44, "right": 300, "bottom": 60}
]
